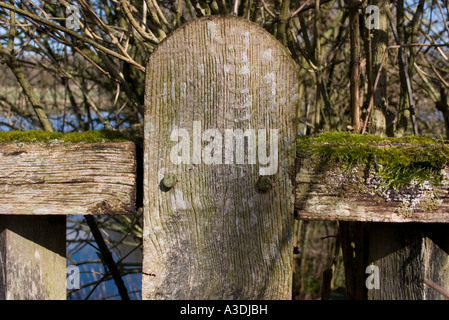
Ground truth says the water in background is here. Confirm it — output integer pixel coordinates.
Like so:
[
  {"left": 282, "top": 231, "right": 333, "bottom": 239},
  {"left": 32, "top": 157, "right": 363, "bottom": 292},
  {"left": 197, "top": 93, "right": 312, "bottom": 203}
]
[
  {"left": 0, "top": 112, "right": 131, "bottom": 132},
  {"left": 67, "top": 216, "right": 142, "bottom": 300}
]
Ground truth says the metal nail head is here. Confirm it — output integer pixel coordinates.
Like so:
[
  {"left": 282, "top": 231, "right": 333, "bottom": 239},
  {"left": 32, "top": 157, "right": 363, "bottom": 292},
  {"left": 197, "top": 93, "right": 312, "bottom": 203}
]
[
  {"left": 257, "top": 176, "right": 272, "bottom": 192},
  {"left": 162, "top": 174, "right": 177, "bottom": 189}
]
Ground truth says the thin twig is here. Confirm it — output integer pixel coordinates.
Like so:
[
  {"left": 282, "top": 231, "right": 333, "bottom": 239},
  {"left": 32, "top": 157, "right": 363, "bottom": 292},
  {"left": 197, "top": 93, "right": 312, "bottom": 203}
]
[
  {"left": 320, "top": 235, "right": 338, "bottom": 240},
  {"left": 151, "top": 0, "right": 173, "bottom": 30},
  {"left": 233, "top": 0, "right": 240, "bottom": 15},
  {"left": 424, "top": 278, "right": 449, "bottom": 299},
  {"left": 142, "top": 0, "right": 147, "bottom": 30},
  {"left": 414, "top": 62, "right": 439, "bottom": 102},
  {"left": 0, "top": 2, "right": 146, "bottom": 72},
  {"left": 292, "top": 0, "right": 332, "bottom": 15},
  {"left": 119, "top": 0, "right": 160, "bottom": 43},
  {"left": 426, "top": 56, "right": 449, "bottom": 88},
  {"left": 436, "top": 0, "right": 449, "bottom": 38},
  {"left": 388, "top": 11, "right": 419, "bottom": 136},
  {"left": 79, "top": 0, "right": 136, "bottom": 61},
  {"left": 7, "top": 5, "right": 16, "bottom": 53},
  {"left": 176, "top": 0, "right": 183, "bottom": 26},
  {"left": 291, "top": 0, "right": 312, "bottom": 18},
  {"left": 404, "top": 9, "right": 449, "bottom": 60},
  {"left": 0, "top": 14, "right": 54, "bottom": 132},
  {"left": 84, "top": 215, "right": 130, "bottom": 300},
  {"left": 261, "top": 0, "right": 276, "bottom": 18}
]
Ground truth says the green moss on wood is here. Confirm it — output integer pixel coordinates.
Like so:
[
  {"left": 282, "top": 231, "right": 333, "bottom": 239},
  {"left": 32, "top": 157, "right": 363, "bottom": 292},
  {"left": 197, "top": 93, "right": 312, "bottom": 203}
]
[
  {"left": 297, "top": 131, "right": 449, "bottom": 189},
  {"left": 0, "top": 129, "right": 132, "bottom": 143}
]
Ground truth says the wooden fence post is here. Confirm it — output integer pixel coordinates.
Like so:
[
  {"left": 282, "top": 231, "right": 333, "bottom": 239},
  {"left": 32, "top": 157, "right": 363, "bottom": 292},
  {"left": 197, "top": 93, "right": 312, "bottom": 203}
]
[
  {"left": 142, "top": 16, "right": 299, "bottom": 299},
  {"left": 339, "top": 221, "right": 449, "bottom": 299},
  {"left": 0, "top": 140, "right": 136, "bottom": 299},
  {"left": 296, "top": 149, "right": 449, "bottom": 300},
  {"left": 0, "top": 215, "right": 66, "bottom": 300}
]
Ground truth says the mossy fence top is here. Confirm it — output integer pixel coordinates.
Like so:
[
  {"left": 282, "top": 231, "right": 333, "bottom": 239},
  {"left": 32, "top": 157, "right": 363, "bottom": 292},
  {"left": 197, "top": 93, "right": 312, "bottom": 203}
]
[{"left": 295, "top": 132, "right": 449, "bottom": 223}]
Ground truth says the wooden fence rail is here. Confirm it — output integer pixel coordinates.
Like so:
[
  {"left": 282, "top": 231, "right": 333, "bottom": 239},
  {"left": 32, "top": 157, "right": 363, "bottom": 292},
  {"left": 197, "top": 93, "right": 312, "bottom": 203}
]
[{"left": 0, "top": 140, "right": 135, "bottom": 299}]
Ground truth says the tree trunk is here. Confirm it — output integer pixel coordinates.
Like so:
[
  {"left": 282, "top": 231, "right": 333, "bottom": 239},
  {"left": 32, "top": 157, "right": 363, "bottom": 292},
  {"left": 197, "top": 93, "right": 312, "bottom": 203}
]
[
  {"left": 436, "top": 88, "right": 449, "bottom": 139},
  {"left": 369, "top": 0, "right": 389, "bottom": 136},
  {"left": 395, "top": 0, "right": 410, "bottom": 136},
  {"left": 346, "top": 0, "right": 361, "bottom": 132}
]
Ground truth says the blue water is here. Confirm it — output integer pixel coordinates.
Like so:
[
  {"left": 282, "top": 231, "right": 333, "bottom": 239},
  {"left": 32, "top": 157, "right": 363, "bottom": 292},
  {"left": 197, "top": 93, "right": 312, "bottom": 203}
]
[
  {"left": 67, "top": 230, "right": 142, "bottom": 300},
  {"left": 0, "top": 112, "right": 131, "bottom": 132},
  {"left": 66, "top": 217, "right": 142, "bottom": 300}
]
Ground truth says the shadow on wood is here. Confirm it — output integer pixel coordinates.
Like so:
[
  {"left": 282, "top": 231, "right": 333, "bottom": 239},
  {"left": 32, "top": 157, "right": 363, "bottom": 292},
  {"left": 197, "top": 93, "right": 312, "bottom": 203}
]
[{"left": 340, "top": 222, "right": 449, "bottom": 300}]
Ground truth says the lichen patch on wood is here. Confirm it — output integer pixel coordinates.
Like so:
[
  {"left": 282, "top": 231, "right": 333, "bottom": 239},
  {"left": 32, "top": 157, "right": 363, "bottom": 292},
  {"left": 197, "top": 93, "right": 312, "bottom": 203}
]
[{"left": 296, "top": 132, "right": 449, "bottom": 222}]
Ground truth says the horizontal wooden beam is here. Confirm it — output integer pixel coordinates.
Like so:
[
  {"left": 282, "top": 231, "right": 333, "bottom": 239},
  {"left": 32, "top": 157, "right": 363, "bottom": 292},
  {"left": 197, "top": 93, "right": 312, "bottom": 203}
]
[
  {"left": 295, "top": 157, "right": 449, "bottom": 223},
  {"left": 0, "top": 141, "right": 136, "bottom": 215}
]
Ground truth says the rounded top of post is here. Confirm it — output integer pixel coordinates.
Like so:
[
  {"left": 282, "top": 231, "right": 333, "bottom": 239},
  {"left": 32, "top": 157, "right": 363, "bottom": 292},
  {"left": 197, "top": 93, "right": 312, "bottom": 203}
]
[{"left": 148, "top": 14, "right": 298, "bottom": 69}]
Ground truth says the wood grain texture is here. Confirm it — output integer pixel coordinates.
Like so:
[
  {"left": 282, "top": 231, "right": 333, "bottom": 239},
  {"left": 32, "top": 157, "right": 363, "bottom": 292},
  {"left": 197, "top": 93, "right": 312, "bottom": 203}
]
[
  {"left": 340, "top": 222, "right": 449, "bottom": 300},
  {"left": 297, "top": 151, "right": 449, "bottom": 299},
  {"left": 142, "top": 16, "right": 298, "bottom": 299},
  {"left": 0, "top": 215, "right": 66, "bottom": 300},
  {"left": 295, "top": 157, "right": 449, "bottom": 223},
  {"left": 0, "top": 141, "right": 136, "bottom": 215}
]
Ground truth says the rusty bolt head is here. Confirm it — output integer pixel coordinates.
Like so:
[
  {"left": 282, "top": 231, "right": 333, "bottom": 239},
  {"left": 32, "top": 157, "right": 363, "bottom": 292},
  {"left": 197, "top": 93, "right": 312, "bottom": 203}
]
[
  {"left": 257, "top": 176, "right": 272, "bottom": 192},
  {"left": 162, "top": 174, "right": 177, "bottom": 189}
]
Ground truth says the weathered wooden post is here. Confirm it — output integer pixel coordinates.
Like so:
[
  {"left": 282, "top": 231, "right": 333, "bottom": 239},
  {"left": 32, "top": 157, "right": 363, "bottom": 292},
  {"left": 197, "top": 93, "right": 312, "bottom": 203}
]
[
  {"left": 142, "top": 16, "right": 299, "bottom": 299},
  {"left": 296, "top": 133, "right": 449, "bottom": 300},
  {"left": 0, "top": 133, "right": 136, "bottom": 299}
]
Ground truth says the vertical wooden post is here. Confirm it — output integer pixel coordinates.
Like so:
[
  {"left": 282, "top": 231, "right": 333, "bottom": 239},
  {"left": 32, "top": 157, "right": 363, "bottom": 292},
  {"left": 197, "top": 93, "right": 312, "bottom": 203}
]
[
  {"left": 142, "top": 16, "right": 299, "bottom": 299},
  {"left": 340, "top": 222, "right": 449, "bottom": 300},
  {"left": 0, "top": 216, "right": 66, "bottom": 300},
  {"left": 0, "top": 140, "right": 136, "bottom": 299}
]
